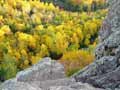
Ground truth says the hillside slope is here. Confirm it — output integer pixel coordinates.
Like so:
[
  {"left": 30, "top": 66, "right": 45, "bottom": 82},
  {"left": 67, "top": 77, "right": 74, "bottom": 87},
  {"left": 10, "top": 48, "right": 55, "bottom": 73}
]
[
  {"left": 0, "top": 0, "right": 119, "bottom": 89},
  {"left": 0, "top": 0, "right": 119, "bottom": 90},
  {"left": 0, "top": 0, "right": 107, "bottom": 80}
]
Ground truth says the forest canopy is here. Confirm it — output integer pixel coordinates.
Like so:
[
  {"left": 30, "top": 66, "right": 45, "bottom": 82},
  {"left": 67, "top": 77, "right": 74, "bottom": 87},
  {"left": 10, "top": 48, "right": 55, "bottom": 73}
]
[{"left": 0, "top": 0, "right": 107, "bottom": 80}]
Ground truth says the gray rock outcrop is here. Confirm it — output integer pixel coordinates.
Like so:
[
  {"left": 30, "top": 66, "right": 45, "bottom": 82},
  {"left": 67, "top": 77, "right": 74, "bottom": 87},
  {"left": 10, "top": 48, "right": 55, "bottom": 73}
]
[
  {"left": 73, "top": 0, "right": 120, "bottom": 90},
  {"left": 16, "top": 57, "right": 65, "bottom": 82},
  {"left": 0, "top": 57, "right": 103, "bottom": 90}
]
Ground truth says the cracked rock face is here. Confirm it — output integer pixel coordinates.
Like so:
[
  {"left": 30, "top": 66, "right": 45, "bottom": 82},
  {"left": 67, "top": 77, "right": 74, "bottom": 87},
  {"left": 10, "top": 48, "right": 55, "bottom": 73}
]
[
  {"left": 0, "top": 58, "right": 103, "bottom": 90},
  {"left": 73, "top": 0, "right": 120, "bottom": 90}
]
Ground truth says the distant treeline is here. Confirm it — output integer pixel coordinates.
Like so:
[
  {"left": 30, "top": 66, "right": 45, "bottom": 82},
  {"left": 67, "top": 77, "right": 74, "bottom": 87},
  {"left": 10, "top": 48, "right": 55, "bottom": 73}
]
[{"left": 41, "top": 0, "right": 108, "bottom": 12}]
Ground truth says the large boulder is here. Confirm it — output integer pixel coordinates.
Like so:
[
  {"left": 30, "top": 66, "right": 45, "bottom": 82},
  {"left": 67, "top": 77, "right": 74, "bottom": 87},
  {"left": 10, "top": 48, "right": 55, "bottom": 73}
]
[
  {"left": 16, "top": 57, "right": 65, "bottom": 82},
  {"left": 0, "top": 57, "right": 104, "bottom": 90},
  {"left": 73, "top": 0, "right": 120, "bottom": 90}
]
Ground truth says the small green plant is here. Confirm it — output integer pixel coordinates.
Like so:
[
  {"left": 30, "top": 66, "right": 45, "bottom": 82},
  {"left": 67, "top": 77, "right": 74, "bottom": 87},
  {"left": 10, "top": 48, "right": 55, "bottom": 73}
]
[
  {"left": 66, "top": 68, "right": 80, "bottom": 77},
  {"left": 0, "top": 54, "right": 18, "bottom": 81}
]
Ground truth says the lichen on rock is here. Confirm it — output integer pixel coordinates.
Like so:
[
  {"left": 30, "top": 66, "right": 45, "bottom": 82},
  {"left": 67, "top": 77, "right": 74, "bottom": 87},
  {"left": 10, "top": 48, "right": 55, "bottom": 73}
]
[{"left": 73, "top": 0, "right": 120, "bottom": 90}]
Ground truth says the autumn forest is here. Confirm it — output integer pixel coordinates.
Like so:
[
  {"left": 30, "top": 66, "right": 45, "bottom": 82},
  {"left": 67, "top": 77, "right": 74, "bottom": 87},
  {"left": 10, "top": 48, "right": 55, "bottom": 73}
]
[{"left": 0, "top": 0, "right": 107, "bottom": 81}]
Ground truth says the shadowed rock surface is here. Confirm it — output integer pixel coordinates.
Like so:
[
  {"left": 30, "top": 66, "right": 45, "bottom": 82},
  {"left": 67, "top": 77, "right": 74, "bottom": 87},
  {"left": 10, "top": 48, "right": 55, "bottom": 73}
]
[{"left": 73, "top": 0, "right": 120, "bottom": 90}]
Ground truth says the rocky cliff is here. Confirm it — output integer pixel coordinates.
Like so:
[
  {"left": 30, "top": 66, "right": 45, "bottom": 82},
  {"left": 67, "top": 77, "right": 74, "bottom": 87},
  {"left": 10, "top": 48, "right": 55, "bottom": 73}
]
[
  {"left": 73, "top": 0, "right": 120, "bottom": 90},
  {"left": 0, "top": 0, "right": 120, "bottom": 90}
]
